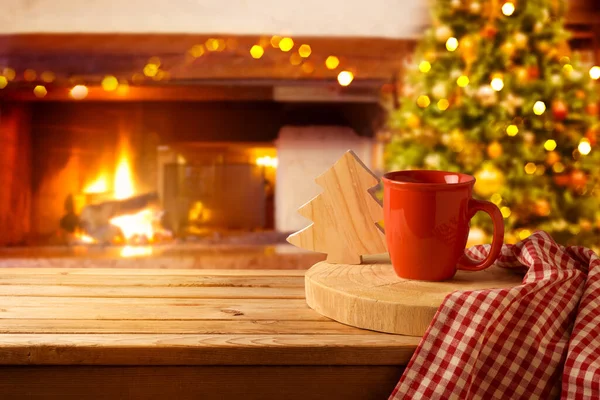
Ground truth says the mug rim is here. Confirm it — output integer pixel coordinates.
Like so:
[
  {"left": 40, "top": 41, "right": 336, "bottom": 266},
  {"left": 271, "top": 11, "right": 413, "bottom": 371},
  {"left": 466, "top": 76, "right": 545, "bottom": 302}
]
[{"left": 382, "top": 170, "right": 475, "bottom": 190}]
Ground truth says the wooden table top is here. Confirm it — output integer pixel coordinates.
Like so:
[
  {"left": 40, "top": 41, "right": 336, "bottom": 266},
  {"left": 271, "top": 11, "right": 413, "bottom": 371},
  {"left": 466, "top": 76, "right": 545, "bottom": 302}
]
[{"left": 0, "top": 268, "right": 420, "bottom": 367}]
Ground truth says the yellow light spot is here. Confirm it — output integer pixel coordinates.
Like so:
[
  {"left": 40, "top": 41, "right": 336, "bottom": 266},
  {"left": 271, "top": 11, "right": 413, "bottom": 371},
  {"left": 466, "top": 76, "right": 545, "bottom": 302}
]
[
  {"left": 417, "top": 95, "right": 431, "bottom": 108},
  {"left": 562, "top": 64, "right": 573, "bottom": 74},
  {"left": 298, "top": 44, "right": 312, "bottom": 58},
  {"left": 205, "top": 38, "right": 220, "bottom": 51},
  {"left": 419, "top": 61, "right": 432, "bottom": 73},
  {"left": 290, "top": 53, "right": 302, "bottom": 66},
  {"left": 590, "top": 66, "right": 600, "bottom": 80},
  {"left": 117, "top": 81, "right": 129, "bottom": 96},
  {"left": 337, "top": 71, "right": 354, "bottom": 86},
  {"left": 501, "top": 206, "right": 511, "bottom": 218},
  {"left": 101, "top": 75, "right": 119, "bottom": 92},
  {"left": 188, "top": 44, "right": 205, "bottom": 58},
  {"left": 519, "top": 229, "right": 531, "bottom": 240},
  {"left": 524, "top": 162, "right": 537, "bottom": 174},
  {"left": 491, "top": 77, "right": 504, "bottom": 91},
  {"left": 301, "top": 61, "right": 315, "bottom": 74},
  {"left": 33, "top": 85, "right": 47, "bottom": 98},
  {"left": 325, "top": 56, "right": 340, "bottom": 70},
  {"left": 279, "top": 37, "right": 294, "bottom": 52},
  {"left": 544, "top": 139, "right": 557, "bottom": 151},
  {"left": 559, "top": 57, "right": 570, "bottom": 65},
  {"left": 578, "top": 139, "right": 592, "bottom": 155},
  {"left": 535, "top": 165, "right": 546, "bottom": 176},
  {"left": 215, "top": 39, "right": 226, "bottom": 51},
  {"left": 250, "top": 45, "right": 264, "bottom": 59},
  {"left": 0, "top": 76, "right": 7, "bottom": 89},
  {"left": 3, "top": 68, "right": 15, "bottom": 81},
  {"left": 446, "top": 37, "right": 459, "bottom": 52},
  {"left": 553, "top": 162, "right": 565, "bottom": 173},
  {"left": 502, "top": 2, "right": 515, "bottom": 16},
  {"left": 506, "top": 125, "right": 519, "bottom": 136},
  {"left": 437, "top": 99, "right": 450, "bottom": 111},
  {"left": 533, "top": 101, "right": 546, "bottom": 115},
  {"left": 24, "top": 69, "right": 37, "bottom": 81},
  {"left": 491, "top": 193, "right": 503, "bottom": 205},
  {"left": 40, "top": 71, "right": 55, "bottom": 83},
  {"left": 270, "top": 36, "right": 282, "bottom": 48},
  {"left": 147, "top": 56, "right": 161, "bottom": 66},
  {"left": 457, "top": 75, "right": 469, "bottom": 87},
  {"left": 143, "top": 63, "right": 159, "bottom": 77},
  {"left": 70, "top": 85, "right": 88, "bottom": 100}
]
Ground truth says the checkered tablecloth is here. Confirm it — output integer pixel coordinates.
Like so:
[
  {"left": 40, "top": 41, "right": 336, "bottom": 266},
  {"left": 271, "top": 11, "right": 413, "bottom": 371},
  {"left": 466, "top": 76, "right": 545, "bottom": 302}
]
[{"left": 390, "top": 231, "right": 600, "bottom": 400}]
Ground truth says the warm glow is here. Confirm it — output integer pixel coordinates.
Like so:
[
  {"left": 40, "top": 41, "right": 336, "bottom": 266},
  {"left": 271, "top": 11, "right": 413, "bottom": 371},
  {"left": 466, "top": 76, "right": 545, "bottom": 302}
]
[
  {"left": 446, "top": 37, "right": 458, "bottom": 52},
  {"left": 502, "top": 2, "right": 515, "bottom": 16},
  {"left": 437, "top": 99, "right": 450, "bottom": 111},
  {"left": 457, "top": 75, "right": 469, "bottom": 87},
  {"left": 24, "top": 69, "right": 37, "bottom": 81},
  {"left": 270, "top": 36, "right": 282, "bottom": 48},
  {"left": 491, "top": 77, "right": 504, "bottom": 91},
  {"left": 590, "top": 66, "right": 600, "bottom": 80},
  {"left": 0, "top": 76, "right": 7, "bottom": 89},
  {"left": 143, "top": 63, "right": 159, "bottom": 77},
  {"left": 325, "top": 56, "right": 340, "bottom": 70},
  {"left": 83, "top": 174, "right": 109, "bottom": 194},
  {"left": 188, "top": 44, "right": 205, "bottom": 58},
  {"left": 41, "top": 71, "right": 55, "bottom": 83},
  {"left": 205, "top": 38, "right": 220, "bottom": 51},
  {"left": 3, "top": 68, "right": 15, "bottom": 81},
  {"left": 76, "top": 231, "right": 97, "bottom": 244},
  {"left": 524, "top": 162, "right": 537, "bottom": 174},
  {"left": 250, "top": 45, "right": 264, "bottom": 59},
  {"left": 33, "top": 85, "right": 47, "bottom": 98},
  {"left": 70, "top": 85, "right": 88, "bottom": 100},
  {"left": 290, "top": 53, "right": 303, "bottom": 66},
  {"left": 578, "top": 139, "right": 592, "bottom": 155},
  {"left": 501, "top": 207, "right": 511, "bottom": 218},
  {"left": 563, "top": 64, "right": 573, "bottom": 74},
  {"left": 302, "top": 62, "right": 315, "bottom": 74},
  {"left": 298, "top": 44, "right": 312, "bottom": 58},
  {"left": 110, "top": 210, "right": 154, "bottom": 241},
  {"left": 120, "top": 245, "right": 153, "bottom": 258},
  {"left": 553, "top": 162, "right": 565, "bottom": 173},
  {"left": 256, "top": 156, "right": 278, "bottom": 168},
  {"left": 279, "top": 37, "right": 294, "bottom": 52},
  {"left": 419, "top": 61, "right": 431, "bottom": 73},
  {"left": 506, "top": 125, "right": 519, "bottom": 136},
  {"left": 519, "top": 229, "right": 531, "bottom": 240},
  {"left": 102, "top": 75, "right": 119, "bottom": 91},
  {"left": 533, "top": 101, "right": 546, "bottom": 115},
  {"left": 117, "top": 81, "right": 130, "bottom": 96},
  {"left": 114, "top": 150, "right": 135, "bottom": 200},
  {"left": 337, "top": 71, "right": 354, "bottom": 86},
  {"left": 417, "top": 95, "right": 431, "bottom": 108},
  {"left": 544, "top": 139, "right": 557, "bottom": 151}
]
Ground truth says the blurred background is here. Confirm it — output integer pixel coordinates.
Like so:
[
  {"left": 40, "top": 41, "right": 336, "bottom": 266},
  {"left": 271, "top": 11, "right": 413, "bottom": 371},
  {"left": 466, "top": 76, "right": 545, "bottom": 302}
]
[{"left": 0, "top": 0, "right": 598, "bottom": 260}]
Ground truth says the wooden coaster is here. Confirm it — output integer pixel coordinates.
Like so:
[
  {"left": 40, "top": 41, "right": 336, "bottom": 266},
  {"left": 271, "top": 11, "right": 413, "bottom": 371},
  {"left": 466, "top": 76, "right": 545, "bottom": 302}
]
[{"left": 305, "top": 255, "right": 524, "bottom": 336}]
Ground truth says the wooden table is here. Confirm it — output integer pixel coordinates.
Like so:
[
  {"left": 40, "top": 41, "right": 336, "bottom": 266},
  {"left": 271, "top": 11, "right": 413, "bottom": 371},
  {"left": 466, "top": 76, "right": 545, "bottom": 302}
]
[{"left": 0, "top": 268, "right": 420, "bottom": 399}]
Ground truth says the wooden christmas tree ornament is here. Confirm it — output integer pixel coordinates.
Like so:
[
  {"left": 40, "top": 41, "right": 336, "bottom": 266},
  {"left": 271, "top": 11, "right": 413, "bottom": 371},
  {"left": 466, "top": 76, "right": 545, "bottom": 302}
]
[{"left": 286, "top": 150, "right": 387, "bottom": 264}]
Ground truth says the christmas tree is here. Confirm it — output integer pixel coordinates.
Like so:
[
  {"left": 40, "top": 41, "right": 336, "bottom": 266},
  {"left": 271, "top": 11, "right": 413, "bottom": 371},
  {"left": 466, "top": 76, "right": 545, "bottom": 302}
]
[
  {"left": 287, "top": 151, "right": 387, "bottom": 264},
  {"left": 385, "top": 0, "right": 600, "bottom": 247}
]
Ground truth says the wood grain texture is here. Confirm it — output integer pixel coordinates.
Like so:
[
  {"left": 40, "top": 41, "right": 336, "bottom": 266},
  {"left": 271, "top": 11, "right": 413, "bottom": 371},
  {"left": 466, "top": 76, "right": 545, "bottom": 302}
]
[
  {"left": 305, "top": 256, "right": 525, "bottom": 336},
  {"left": 0, "top": 365, "right": 404, "bottom": 400},
  {"left": 287, "top": 150, "right": 387, "bottom": 264}
]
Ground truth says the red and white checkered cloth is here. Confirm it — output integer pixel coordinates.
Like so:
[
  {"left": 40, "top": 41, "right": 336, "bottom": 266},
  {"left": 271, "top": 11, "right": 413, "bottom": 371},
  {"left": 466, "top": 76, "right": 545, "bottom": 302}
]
[{"left": 390, "top": 231, "right": 600, "bottom": 400}]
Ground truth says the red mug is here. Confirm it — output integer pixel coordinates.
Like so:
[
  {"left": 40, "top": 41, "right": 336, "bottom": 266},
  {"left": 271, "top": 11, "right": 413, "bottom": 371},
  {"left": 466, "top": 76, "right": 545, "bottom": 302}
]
[{"left": 382, "top": 170, "right": 504, "bottom": 281}]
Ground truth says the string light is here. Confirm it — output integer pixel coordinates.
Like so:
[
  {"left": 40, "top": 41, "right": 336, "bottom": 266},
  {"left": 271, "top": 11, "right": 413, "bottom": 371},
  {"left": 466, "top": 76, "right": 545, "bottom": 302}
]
[
  {"left": 101, "top": 75, "right": 119, "bottom": 92},
  {"left": 590, "top": 66, "right": 600, "bottom": 80},
  {"left": 506, "top": 125, "right": 519, "bottom": 136},
  {"left": 205, "top": 38, "right": 220, "bottom": 51},
  {"left": 143, "top": 63, "right": 159, "bottom": 77},
  {"left": 325, "top": 56, "right": 340, "bottom": 70},
  {"left": 563, "top": 64, "right": 573, "bottom": 74},
  {"left": 524, "top": 162, "right": 537, "bottom": 174},
  {"left": 3, "top": 68, "right": 15, "bottom": 81},
  {"left": 270, "top": 36, "right": 282, "bottom": 48},
  {"left": 519, "top": 229, "right": 531, "bottom": 240},
  {"left": 553, "top": 162, "right": 565, "bottom": 173},
  {"left": 24, "top": 69, "right": 37, "bottom": 81},
  {"left": 419, "top": 61, "right": 431, "bottom": 73},
  {"left": 437, "top": 99, "right": 450, "bottom": 111},
  {"left": 417, "top": 95, "right": 431, "bottom": 108},
  {"left": 533, "top": 101, "right": 546, "bottom": 115},
  {"left": 302, "top": 62, "right": 315, "bottom": 74},
  {"left": 502, "top": 2, "right": 515, "bottom": 16},
  {"left": 446, "top": 37, "right": 459, "bottom": 52},
  {"left": 250, "top": 45, "right": 264, "bottom": 59},
  {"left": 501, "top": 207, "right": 511, "bottom": 218},
  {"left": 70, "top": 85, "right": 88, "bottom": 100},
  {"left": 0, "top": 76, "right": 7, "bottom": 89},
  {"left": 188, "top": 44, "right": 205, "bottom": 58},
  {"left": 491, "top": 193, "right": 503, "bottom": 205},
  {"left": 298, "top": 44, "right": 312, "bottom": 58},
  {"left": 491, "top": 77, "right": 504, "bottom": 91},
  {"left": 279, "top": 37, "right": 294, "bottom": 52},
  {"left": 33, "top": 85, "right": 47, "bottom": 98},
  {"left": 290, "top": 53, "right": 302, "bottom": 66},
  {"left": 457, "top": 75, "right": 469, "bottom": 87},
  {"left": 117, "top": 81, "right": 129, "bottom": 96},
  {"left": 544, "top": 139, "right": 557, "bottom": 151},
  {"left": 578, "top": 139, "right": 592, "bottom": 155},
  {"left": 40, "top": 71, "right": 55, "bottom": 83},
  {"left": 337, "top": 71, "right": 354, "bottom": 86}
]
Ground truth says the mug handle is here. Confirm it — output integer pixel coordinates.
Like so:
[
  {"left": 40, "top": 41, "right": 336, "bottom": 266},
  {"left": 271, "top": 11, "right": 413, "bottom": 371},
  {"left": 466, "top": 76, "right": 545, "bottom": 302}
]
[{"left": 457, "top": 199, "right": 505, "bottom": 272}]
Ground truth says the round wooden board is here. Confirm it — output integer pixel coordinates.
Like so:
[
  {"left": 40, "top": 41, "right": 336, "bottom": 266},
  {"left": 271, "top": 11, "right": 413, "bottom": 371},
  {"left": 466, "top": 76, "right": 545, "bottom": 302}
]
[{"left": 305, "top": 255, "right": 524, "bottom": 336}]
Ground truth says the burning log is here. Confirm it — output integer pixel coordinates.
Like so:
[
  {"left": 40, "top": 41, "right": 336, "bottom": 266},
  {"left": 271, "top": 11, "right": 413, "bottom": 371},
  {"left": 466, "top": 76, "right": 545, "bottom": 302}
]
[{"left": 79, "top": 192, "right": 160, "bottom": 242}]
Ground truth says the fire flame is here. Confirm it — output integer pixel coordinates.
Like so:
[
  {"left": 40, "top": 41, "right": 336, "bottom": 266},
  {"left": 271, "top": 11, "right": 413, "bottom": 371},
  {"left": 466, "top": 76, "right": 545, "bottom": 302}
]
[
  {"left": 83, "top": 174, "right": 109, "bottom": 194},
  {"left": 114, "top": 150, "right": 135, "bottom": 200}
]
